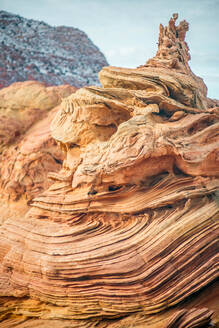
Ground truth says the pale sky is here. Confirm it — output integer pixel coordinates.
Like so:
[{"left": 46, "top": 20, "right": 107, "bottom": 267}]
[{"left": 0, "top": 0, "right": 218, "bottom": 98}]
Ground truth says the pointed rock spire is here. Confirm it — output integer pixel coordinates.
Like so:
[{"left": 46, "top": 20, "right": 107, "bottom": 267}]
[{"left": 145, "top": 14, "right": 192, "bottom": 74}]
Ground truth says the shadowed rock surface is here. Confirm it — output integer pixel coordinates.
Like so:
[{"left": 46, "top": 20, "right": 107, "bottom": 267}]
[
  {"left": 0, "top": 14, "right": 218, "bottom": 328},
  {"left": 0, "top": 11, "right": 108, "bottom": 88}
]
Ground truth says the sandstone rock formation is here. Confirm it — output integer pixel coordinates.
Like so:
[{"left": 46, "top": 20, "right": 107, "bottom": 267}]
[
  {"left": 0, "top": 14, "right": 218, "bottom": 328},
  {"left": 0, "top": 80, "right": 76, "bottom": 224},
  {"left": 0, "top": 11, "right": 108, "bottom": 88}
]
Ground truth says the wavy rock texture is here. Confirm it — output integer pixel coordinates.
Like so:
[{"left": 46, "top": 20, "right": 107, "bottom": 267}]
[
  {"left": 0, "top": 81, "right": 76, "bottom": 224},
  {"left": 0, "top": 14, "right": 218, "bottom": 328}
]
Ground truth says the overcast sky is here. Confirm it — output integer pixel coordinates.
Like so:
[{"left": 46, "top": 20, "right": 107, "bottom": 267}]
[{"left": 1, "top": 0, "right": 218, "bottom": 98}]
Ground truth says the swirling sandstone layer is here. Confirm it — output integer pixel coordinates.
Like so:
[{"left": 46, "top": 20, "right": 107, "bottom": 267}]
[
  {"left": 0, "top": 14, "right": 218, "bottom": 328},
  {"left": 0, "top": 81, "right": 76, "bottom": 224}
]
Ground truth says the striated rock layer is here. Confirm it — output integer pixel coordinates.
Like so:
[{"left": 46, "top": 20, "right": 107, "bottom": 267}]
[
  {"left": 0, "top": 14, "right": 218, "bottom": 328},
  {"left": 0, "top": 80, "right": 76, "bottom": 224}
]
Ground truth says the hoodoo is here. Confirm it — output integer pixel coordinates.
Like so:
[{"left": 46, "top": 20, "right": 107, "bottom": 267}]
[{"left": 0, "top": 14, "right": 218, "bottom": 328}]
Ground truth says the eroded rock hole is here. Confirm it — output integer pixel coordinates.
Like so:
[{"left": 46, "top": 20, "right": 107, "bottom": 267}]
[{"left": 108, "top": 185, "right": 122, "bottom": 191}]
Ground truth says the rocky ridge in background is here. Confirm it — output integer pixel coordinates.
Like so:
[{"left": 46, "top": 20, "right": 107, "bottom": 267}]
[
  {"left": 0, "top": 14, "right": 218, "bottom": 328},
  {"left": 0, "top": 10, "right": 108, "bottom": 88}
]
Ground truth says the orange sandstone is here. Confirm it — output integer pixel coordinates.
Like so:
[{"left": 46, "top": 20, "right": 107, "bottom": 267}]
[
  {"left": 0, "top": 14, "right": 218, "bottom": 328},
  {"left": 0, "top": 81, "right": 76, "bottom": 224}
]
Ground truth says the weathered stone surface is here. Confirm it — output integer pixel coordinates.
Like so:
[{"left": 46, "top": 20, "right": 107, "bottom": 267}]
[
  {"left": 0, "top": 14, "right": 218, "bottom": 327},
  {"left": 0, "top": 81, "right": 76, "bottom": 223},
  {"left": 0, "top": 80, "right": 76, "bottom": 153},
  {"left": 0, "top": 10, "right": 108, "bottom": 88}
]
